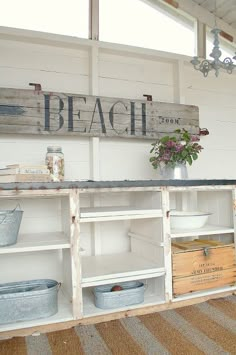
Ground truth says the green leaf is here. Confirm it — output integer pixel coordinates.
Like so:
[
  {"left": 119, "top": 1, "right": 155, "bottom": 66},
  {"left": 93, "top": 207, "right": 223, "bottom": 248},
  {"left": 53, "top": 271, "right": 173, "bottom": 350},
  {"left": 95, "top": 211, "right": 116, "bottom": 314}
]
[
  {"left": 160, "top": 136, "right": 170, "bottom": 143},
  {"left": 186, "top": 156, "right": 193, "bottom": 165},
  {"left": 174, "top": 129, "right": 181, "bottom": 134},
  {"left": 192, "top": 153, "right": 198, "bottom": 160}
]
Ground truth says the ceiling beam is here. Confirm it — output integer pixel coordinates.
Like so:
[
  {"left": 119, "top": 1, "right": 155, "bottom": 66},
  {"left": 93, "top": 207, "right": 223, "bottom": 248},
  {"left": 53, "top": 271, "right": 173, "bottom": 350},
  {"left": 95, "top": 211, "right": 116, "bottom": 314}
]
[{"left": 142, "top": 0, "right": 194, "bottom": 28}]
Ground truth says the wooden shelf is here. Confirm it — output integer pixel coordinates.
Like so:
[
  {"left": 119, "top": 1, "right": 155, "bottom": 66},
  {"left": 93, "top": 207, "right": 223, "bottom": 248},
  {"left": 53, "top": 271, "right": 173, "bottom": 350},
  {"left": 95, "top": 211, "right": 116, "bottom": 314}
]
[
  {"left": 170, "top": 224, "right": 234, "bottom": 238},
  {"left": 80, "top": 206, "right": 162, "bottom": 222},
  {"left": 172, "top": 285, "right": 236, "bottom": 302},
  {"left": 0, "top": 232, "right": 70, "bottom": 254},
  {"left": 81, "top": 252, "right": 165, "bottom": 287},
  {"left": 82, "top": 288, "right": 165, "bottom": 317}
]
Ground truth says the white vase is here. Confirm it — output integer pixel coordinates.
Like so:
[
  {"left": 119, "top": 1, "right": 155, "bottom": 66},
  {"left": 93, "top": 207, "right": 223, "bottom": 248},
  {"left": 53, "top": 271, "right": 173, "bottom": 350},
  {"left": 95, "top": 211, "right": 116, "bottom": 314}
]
[{"left": 160, "top": 163, "right": 188, "bottom": 179}]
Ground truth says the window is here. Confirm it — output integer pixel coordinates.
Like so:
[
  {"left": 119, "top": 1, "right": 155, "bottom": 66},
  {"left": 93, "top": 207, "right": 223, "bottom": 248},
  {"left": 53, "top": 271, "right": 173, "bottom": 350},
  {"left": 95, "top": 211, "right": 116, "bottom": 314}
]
[
  {"left": 99, "top": 0, "right": 195, "bottom": 56},
  {"left": 0, "top": 0, "right": 89, "bottom": 38}
]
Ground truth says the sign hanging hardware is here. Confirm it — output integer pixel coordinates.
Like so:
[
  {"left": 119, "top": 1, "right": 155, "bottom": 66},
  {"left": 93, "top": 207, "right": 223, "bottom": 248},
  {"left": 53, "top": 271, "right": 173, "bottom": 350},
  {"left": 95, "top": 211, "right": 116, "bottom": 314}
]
[
  {"left": 143, "top": 94, "right": 153, "bottom": 102},
  {"left": 29, "top": 83, "right": 42, "bottom": 93},
  {"left": 203, "top": 247, "right": 209, "bottom": 256}
]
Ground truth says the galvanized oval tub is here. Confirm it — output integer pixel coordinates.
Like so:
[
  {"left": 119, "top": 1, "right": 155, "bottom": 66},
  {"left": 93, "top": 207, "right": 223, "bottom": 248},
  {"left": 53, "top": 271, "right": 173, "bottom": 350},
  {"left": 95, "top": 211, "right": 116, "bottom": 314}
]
[{"left": 0, "top": 279, "right": 59, "bottom": 324}]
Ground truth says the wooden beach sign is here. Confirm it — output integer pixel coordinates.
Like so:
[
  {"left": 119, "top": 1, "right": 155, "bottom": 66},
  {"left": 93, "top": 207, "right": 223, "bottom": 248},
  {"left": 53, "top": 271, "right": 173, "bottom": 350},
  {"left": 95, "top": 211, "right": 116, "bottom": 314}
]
[{"left": 0, "top": 88, "right": 199, "bottom": 139}]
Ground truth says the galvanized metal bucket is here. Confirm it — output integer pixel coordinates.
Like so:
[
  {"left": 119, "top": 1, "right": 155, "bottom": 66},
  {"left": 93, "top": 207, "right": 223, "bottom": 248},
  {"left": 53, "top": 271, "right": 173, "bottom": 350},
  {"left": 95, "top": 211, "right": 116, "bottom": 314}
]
[
  {"left": 94, "top": 281, "right": 144, "bottom": 309},
  {"left": 0, "top": 279, "right": 60, "bottom": 324},
  {"left": 0, "top": 204, "right": 23, "bottom": 247}
]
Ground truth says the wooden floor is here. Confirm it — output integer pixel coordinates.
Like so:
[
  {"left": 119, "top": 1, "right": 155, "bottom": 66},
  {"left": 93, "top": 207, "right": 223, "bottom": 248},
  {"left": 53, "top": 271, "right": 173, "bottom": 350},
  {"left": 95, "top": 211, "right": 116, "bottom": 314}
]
[{"left": 0, "top": 295, "right": 236, "bottom": 355}]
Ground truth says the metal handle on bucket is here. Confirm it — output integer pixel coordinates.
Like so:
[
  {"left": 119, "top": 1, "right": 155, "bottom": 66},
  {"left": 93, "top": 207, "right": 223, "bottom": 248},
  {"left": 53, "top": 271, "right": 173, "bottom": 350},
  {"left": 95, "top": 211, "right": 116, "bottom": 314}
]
[{"left": 0, "top": 204, "right": 21, "bottom": 224}]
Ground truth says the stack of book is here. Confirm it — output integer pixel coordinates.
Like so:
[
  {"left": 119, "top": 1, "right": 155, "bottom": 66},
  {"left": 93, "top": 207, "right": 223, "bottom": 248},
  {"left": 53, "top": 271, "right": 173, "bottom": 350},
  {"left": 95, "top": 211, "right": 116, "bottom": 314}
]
[{"left": 0, "top": 164, "right": 51, "bottom": 183}]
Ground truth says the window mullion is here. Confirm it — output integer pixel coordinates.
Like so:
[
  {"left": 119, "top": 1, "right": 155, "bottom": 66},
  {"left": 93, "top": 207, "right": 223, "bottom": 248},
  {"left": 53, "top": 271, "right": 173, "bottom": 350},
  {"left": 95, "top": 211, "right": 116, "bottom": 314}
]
[
  {"left": 195, "top": 20, "right": 206, "bottom": 58},
  {"left": 89, "top": 0, "right": 99, "bottom": 40}
]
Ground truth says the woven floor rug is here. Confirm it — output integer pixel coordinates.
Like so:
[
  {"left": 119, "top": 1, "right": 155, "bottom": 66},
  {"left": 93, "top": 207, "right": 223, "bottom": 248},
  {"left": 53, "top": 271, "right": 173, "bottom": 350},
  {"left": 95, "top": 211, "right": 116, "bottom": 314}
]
[{"left": 0, "top": 295, "right": 236, "bottom": 355}]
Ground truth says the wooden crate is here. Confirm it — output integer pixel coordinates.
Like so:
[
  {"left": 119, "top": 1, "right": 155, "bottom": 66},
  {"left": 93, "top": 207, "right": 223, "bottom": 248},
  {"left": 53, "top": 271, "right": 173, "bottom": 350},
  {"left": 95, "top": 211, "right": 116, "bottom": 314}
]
[{"left": 172, "top": 239, "right": 236, "bottom": 297}]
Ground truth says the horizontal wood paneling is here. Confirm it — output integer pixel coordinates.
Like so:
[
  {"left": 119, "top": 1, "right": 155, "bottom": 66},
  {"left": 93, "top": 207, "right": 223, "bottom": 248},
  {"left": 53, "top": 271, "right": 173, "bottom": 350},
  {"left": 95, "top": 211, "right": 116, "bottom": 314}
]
[
  {"left": 0, "top": 41, "right": 89, "bottom": 74},
  {"left": 0, "top": 68, "right": 89, "bottom": 94},
  {"left": 0, "top": 28, "right": 235, "bottom": 179},
  {"left": 185, "top": 89, "right": 236, "bottom": 108},
  {"left": 98, "top": 51, "right": 175, "bottom": 102},
  {"left": 182, "top": 61, "right": 236, "bottom": 179},
  {"left": 100, "top": 138, "right": 159, "bottom": 180},
  {"left": 0, "top": 135, "right": 91, "bottom": 180},
  {"left": 0, "top": 40, "right": 90, "bottom": 93},
  {"left": 99, "top": 52, "right": 174, "bottom": 85},
  {"left": 184, "top": 65, "right": 236, "bottom": 95},
  {"left": 98, "top": 77, "right": 175, "bottom": 103}
]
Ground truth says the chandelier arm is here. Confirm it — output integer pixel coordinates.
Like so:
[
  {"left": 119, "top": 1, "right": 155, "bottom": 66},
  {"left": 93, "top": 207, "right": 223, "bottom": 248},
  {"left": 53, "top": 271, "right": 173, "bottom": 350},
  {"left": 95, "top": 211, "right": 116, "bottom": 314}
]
[{"left": 190, "top": 27, "right": 236, "bottom": 77}]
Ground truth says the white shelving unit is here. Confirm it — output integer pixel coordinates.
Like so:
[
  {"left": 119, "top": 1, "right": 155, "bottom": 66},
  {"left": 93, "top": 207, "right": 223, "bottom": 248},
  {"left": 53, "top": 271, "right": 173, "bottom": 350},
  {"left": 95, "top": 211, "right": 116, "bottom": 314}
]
[
  {"left": 169, "top": 185, "right": 236, "bottom": 299},
  {"left": 0, "top": 182, "right": 235, "bottom": 337},
  {"left": 79, "top": 188, "right": 166, "bottom": 317},
  {"left": 0, "top": 189, "right": 79, "bottom": 334},
  {"left": 169, "top": 186, "right": 235, "bottom": 241}
]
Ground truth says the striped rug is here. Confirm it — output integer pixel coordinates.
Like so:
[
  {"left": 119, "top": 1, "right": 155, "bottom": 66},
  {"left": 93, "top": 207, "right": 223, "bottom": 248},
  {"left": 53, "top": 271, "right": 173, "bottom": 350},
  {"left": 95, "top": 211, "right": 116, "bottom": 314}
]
[{"left": 1, "top": 295, "right": 236, "bottom": 354}]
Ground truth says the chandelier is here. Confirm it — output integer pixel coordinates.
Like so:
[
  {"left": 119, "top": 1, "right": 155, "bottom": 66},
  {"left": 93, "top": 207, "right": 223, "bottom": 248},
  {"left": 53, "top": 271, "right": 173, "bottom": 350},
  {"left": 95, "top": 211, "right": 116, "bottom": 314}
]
[{"left": 191, "top": 27, "right": 236, "bottom": 77}]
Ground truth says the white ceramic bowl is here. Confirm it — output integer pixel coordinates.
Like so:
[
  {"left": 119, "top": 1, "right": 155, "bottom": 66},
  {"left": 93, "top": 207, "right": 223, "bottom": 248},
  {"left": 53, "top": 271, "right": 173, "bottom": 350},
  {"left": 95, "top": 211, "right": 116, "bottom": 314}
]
[{"left": 170, "top": 211, "right": 211, "bottom": 230}]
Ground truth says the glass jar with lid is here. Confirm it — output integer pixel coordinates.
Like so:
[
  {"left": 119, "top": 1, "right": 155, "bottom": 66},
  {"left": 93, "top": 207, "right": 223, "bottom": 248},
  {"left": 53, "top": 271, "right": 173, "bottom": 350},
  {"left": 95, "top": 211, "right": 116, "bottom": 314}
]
[{"left": 45, "top": 146, "right": 64, "bottom": 181}]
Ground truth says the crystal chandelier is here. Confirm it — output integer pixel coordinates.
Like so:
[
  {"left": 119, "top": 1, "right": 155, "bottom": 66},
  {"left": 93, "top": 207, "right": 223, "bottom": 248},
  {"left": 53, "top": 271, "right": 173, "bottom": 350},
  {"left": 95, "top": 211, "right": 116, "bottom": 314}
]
[{"left": 191, "top": 27, "right": 236, "bottom": 77}]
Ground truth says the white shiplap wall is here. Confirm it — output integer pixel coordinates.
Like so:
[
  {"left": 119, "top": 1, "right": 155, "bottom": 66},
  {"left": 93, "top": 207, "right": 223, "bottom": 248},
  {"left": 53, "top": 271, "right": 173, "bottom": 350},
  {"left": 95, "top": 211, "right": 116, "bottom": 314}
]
[{"left": 0, "top": 27, "right": 236, "bottom": 180}]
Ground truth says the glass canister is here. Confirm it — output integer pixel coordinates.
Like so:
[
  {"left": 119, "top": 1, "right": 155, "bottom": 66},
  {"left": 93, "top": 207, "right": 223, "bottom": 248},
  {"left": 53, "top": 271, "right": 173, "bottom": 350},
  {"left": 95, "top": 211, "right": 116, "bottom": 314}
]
[{"left": 45, "top": 146, "right": 64, "bottom": 181}]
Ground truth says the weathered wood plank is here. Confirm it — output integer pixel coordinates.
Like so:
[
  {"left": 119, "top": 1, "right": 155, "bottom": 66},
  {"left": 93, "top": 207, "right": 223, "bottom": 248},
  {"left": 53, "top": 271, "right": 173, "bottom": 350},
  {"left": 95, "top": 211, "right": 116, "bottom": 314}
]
[{"left": 0, "top": 88, "right": 199, "bottom": 139}]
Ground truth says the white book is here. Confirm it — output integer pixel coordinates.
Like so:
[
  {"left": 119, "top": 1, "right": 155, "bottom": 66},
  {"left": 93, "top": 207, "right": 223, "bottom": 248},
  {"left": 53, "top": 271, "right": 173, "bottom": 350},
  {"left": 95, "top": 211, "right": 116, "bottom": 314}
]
[
  {"left": 0, "top": 165, "right": 49, "bottom": 175},
  {"left": 6, "top": 164, "right": 47, "bottom": 169},
  {"left": 0, "top": 174, "right": 51, "bottom": 183}
]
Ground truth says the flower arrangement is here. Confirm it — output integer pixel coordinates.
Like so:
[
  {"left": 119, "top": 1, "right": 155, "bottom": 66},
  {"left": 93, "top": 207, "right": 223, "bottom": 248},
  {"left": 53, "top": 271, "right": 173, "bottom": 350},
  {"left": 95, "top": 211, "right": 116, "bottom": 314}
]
[{"left": 150, "top": 129, "right": 203, "bottom": 169}]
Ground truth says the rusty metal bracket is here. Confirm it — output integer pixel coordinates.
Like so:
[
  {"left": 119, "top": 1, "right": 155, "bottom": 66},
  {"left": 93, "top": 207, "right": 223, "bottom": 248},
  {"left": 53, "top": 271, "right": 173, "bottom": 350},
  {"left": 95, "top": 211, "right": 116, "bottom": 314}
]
[
  {"left": 29, "top": 83, "right": 42, "bottom": 92},
  {"left": 143, "top": 94, "right": 153, "bottom": 102},
  {"left": 199, "top": 128, "right": 209, "bottom": 136}
]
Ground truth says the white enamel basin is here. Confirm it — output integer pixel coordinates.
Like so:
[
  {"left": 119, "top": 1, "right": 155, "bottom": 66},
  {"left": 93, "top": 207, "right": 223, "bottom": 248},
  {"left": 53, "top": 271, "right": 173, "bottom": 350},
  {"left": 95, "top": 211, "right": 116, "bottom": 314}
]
[{"left": 170, "top": 211, "right": 211, "bottom": 230}]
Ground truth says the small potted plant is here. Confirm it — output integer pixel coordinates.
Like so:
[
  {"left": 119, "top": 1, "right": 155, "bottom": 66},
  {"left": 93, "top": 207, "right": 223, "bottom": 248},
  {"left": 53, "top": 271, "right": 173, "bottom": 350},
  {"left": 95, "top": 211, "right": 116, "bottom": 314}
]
[{"left": 149, "top": 128, "right": 203, "bottom": 179}]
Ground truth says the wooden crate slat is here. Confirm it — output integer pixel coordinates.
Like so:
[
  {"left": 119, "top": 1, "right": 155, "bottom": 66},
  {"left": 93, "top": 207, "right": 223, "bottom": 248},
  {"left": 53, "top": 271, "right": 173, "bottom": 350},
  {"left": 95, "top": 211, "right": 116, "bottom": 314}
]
[{"left": 173, "top": 268, "right": 236, "bottom": 296}]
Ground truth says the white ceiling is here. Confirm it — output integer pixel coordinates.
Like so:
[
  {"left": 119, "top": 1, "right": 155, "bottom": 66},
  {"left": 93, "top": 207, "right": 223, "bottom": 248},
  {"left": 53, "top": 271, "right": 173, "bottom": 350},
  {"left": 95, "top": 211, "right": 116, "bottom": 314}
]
[
  {"left": 192, "top": 0, "right": 236, "bottom": 30},
  {"left": 145, "top": 0, "right": 236, "bottom": 45}
]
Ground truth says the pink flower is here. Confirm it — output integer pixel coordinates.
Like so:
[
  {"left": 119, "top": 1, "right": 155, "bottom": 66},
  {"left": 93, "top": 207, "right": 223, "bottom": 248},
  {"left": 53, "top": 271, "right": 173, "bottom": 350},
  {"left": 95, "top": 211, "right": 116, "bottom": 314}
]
[
  {"left": 150, "top": 129, "right": 204, "bottom": 169},
  {"left": 191, "top": 135, "right": 200, "bottom": 142},
  {"left": 166, "top": 141, "right": 176, "bottom": 148},
  {"left": 175, "top": 144, "right": 184, "bottom": 152},
  {"left": 162, "top": 152, "right": 171, "bottom": 161}
]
